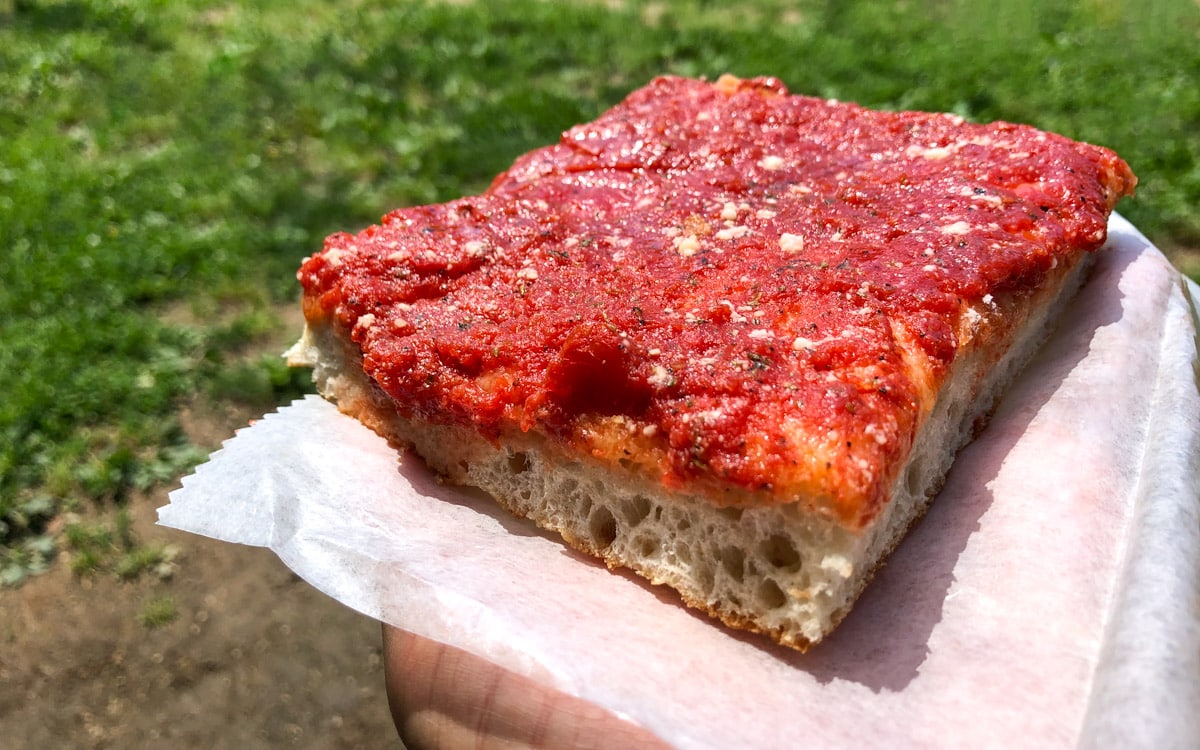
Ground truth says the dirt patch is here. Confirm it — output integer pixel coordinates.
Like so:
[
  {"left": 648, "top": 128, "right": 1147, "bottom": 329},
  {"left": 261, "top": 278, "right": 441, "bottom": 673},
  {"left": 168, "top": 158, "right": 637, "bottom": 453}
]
[
  {"left": 0, "top": 485, "right": 402, "bottom": 749},
  {"left": 0, "top": 305, "right": 404, "bottom": 749}
]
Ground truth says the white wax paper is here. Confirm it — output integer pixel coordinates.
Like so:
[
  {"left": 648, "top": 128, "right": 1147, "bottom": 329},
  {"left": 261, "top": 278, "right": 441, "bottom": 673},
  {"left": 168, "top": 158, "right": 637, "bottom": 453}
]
[{"left": 160, "top": 215, "right": 1200, "bottom": 749}]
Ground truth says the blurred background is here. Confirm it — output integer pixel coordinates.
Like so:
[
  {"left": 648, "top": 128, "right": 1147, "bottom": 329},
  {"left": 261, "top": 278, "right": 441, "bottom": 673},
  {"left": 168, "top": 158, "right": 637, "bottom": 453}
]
[{"left": 2, "top": 1, "right": 1197, "bottom": 747}]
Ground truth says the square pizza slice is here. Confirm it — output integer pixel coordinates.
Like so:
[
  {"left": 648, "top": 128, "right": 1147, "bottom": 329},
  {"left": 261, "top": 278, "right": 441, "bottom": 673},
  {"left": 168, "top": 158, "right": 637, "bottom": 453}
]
[{"left": 289, "top": 75, "right": 1136, "bottom": 650}]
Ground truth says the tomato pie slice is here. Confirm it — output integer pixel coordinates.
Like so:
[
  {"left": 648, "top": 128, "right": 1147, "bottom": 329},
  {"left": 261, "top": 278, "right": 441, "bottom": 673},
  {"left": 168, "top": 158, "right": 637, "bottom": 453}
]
[{"left": 289, "top": 75, "right": 1135, "bottom": 650}]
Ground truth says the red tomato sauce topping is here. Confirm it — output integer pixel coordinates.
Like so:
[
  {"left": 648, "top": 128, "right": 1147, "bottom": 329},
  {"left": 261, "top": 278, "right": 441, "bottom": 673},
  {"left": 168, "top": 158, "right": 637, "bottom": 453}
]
[{"left": 298, "top": 75, "right": 1134, "bottom": 521}]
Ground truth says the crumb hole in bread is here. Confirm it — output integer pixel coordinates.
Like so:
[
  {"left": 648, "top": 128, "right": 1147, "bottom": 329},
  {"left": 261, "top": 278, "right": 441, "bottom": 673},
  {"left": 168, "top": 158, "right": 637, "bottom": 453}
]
[
  {"left": 758, "top": 534, "right": 802, "bottom": 571},
  {"left": 716, "top": 506, "right": 743, "bottom": 522},
  {"left": 697, "top": 563, "right": 715, "bottom": 594},
  {"left": 675, "top": 542, "right": 693, "bottom": 566},
  {"left": 636, "top": 535, "right": 660, "bottom": 558},
  {"left": 457, "top": 460, "right": 470, "bottom": 473},
  {"left": 756, "top": 578, "right": 787, "bottom": 610},
  {"left": 620, "top": 494, "right": 652, "bottom": 527},
  {"left": 506, "top": 451, "right": 531, "bottom": 474},
  {"left": 720, "top": 546, "right": 745, "bottom": 583},
  {"left": 675, "top": 516, "right": 692, "bottom": 532},
  {"left": 904, "top": 458, "right": 925, "bottom": 498},
  {"left": 588, "top": 506, "right": 617, "bottom": 549}
]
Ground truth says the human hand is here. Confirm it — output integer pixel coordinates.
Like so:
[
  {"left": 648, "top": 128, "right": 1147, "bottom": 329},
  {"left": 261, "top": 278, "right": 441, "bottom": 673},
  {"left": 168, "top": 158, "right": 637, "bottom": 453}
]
[{"left": 382, "top": 624, "right": 670, "bottom": 749}]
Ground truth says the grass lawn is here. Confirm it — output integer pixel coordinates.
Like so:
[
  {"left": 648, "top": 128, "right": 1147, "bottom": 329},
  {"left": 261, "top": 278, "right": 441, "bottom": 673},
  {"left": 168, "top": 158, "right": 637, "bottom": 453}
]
[{"left": 2, "top": 0, "right": 1198, "bottom": 583}]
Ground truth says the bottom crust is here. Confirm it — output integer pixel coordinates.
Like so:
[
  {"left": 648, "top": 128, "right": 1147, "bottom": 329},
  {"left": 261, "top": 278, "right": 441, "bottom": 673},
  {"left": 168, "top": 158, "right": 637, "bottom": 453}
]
[{"left": 288, "top": 252, "right": 1094, "bottom": 651}]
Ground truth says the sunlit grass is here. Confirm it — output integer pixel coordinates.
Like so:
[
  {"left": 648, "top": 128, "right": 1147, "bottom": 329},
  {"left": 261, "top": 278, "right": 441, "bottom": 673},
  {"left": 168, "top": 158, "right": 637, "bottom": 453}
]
[{"left": 2, "top": 0, "right": 1197, "bottom": 582}]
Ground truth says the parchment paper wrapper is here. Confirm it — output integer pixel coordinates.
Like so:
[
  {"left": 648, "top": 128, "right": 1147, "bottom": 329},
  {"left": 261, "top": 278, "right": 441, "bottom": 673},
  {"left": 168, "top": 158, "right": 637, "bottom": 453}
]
[{"left": 160, "top": 215, "right": 1200, "bottom": 749}]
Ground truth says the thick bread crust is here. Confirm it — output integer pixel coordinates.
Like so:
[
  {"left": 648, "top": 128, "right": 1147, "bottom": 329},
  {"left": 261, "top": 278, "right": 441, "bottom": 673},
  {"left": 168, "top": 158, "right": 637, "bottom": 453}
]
[{"left": 288, "top": 249, "right": 1094, "bottom": 650}]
